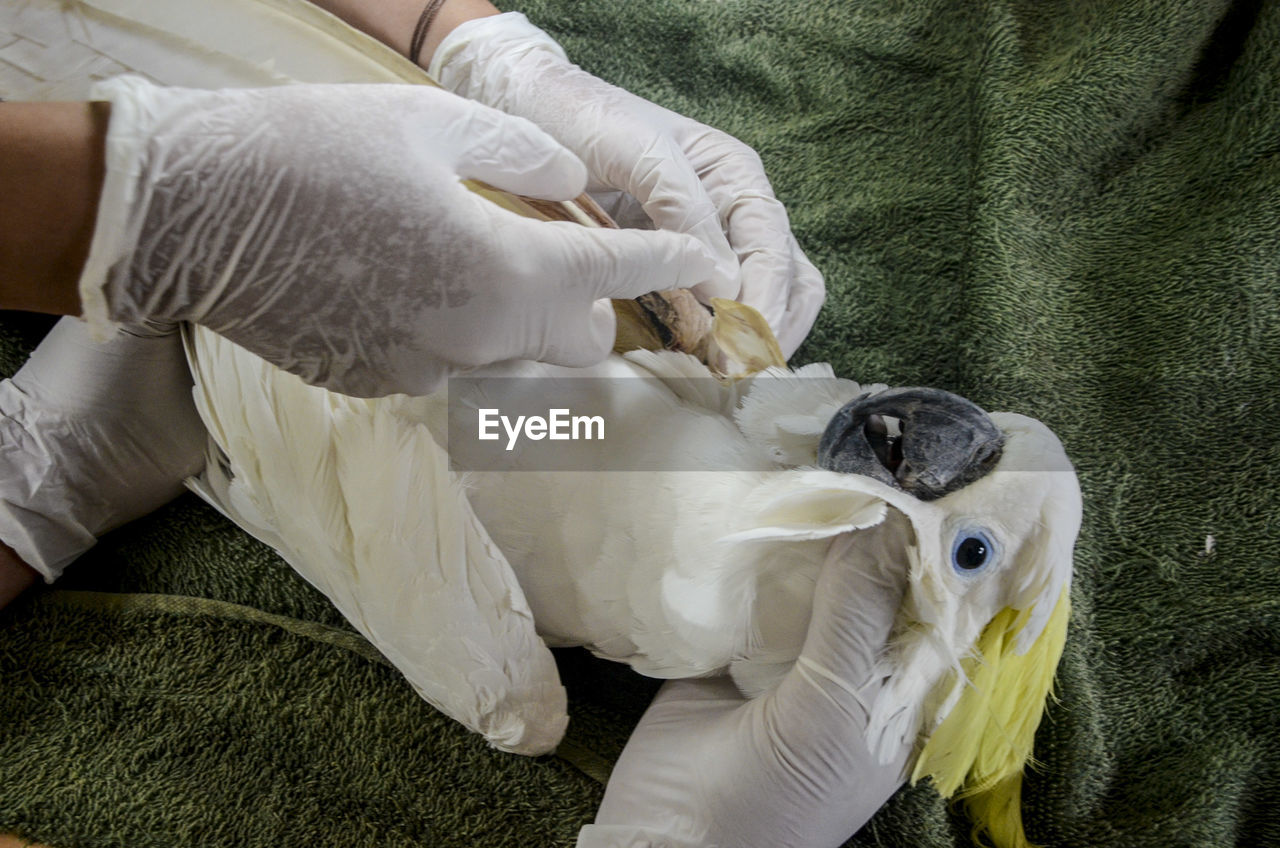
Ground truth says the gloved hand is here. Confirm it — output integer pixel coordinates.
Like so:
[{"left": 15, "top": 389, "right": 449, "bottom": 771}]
[
  {"left": 0, "top": 317, "right": 207, "bottom": 582},
  {"left": 81, "top": 76, "right": 717, "bottom": 398},
  {"left": 429, "top": 12, "right": 827, "bottom": 359},
  {"left": 577, "top": 529, "right": 909, "bottom": 848}
]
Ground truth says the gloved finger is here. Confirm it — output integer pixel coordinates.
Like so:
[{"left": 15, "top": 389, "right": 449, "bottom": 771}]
[
  {"left": 542, "top": 222, "right": 720, "bottom": 302},
  {"left": 454, "top": 106, "right": 588, "bottom": 201},
  {"left": 725, "top": 191, "right": 797, "bottom": 334},
  {"left": 600, "top": 674, "right": 904, "bottom": 848},
  {"left": 814, "top": 525, "right": 908, "bottom": 657},
  {"left": 773, "top": 242, "right": 826, "bottom": 359},
  {"left": 699, "top": 144, "right": 826, "bottom": 356},
  {"left": 725, "top": 188, "right": 831, "bottom": 358},
  {"left": 607, "top": 136, "right": 740, "bottom": 299},
  {"left": 531, "top": 299, "right": 617, "bottom": 369}
]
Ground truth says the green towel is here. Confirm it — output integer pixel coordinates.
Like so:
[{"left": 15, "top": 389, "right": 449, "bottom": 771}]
[{"left": 3, "top": 0, "right": 1279, "bottom": 845}]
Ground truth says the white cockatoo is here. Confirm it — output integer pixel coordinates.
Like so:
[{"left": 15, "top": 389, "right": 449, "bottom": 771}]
[
  {"left": 184, "top": 318, "right": 1081, "bottom": 848},
  {"left": 2, "top": 1, "right": 1081, "bottom": 845}
]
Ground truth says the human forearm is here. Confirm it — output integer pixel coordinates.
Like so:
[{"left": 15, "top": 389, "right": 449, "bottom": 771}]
[
  {"left": 0, "top": 101, "right": 109, "bottom": 315},
  {"left": 308, "top": 0, "right": 499, "bottom": 66}
]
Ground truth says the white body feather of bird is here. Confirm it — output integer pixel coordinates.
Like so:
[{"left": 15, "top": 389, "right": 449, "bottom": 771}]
[
  {"left": 185, "top": 327, "right": 883, "bottom": 753},
  {"left": 184, "top": 325, "right": 1080, "bottom": 772}
]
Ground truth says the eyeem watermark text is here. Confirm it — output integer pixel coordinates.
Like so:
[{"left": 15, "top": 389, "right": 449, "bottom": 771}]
[{"left": 478, "top": 408, "right": 605, "bottom": 451}]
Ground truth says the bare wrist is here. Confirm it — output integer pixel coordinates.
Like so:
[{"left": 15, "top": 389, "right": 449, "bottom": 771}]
[
  {"left": 414, "top": 0, "right": 501, "bottom": 66},
  {"left": 308, "top": 0, "right": 499, "bottom": 68}
]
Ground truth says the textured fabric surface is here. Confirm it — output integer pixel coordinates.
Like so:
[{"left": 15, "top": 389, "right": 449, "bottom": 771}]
[{"left": 3, "top": 0, "right": 1280, "bottom": 845}]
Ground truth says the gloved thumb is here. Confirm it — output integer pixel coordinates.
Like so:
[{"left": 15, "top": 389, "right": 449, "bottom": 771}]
[
  {"left": 529, "top": 299, "right": 618, "bottom": 369},
  {"left": 453, "top": 107, "right": 588, "bottom": 200},
  {"left": 777, "top": 517, "right": 909, "bottom": 727}
]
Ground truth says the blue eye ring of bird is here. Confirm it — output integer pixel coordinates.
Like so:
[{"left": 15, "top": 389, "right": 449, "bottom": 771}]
[
  {"left": 949, "top": 527, "right": 999, "bottom": 575},
  {"left": 816, "top": 387, "right": 1005, "bottom": 501}
]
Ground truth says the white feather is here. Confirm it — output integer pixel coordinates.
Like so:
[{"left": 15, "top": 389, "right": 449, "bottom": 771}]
[
  {"left": 185, "top": 328, "right": 566, "bottom": 754},
  {"left": 734, "top": 364, "right": 880, "bottom": 466},
  {"left": 184, "top": 324, "right": 1079, "bottom": 768}
]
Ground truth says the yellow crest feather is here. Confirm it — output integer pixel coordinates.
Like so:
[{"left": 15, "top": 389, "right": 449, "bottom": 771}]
[{"left": 910, "top": 590, "right": 1071, "bottom": 848}]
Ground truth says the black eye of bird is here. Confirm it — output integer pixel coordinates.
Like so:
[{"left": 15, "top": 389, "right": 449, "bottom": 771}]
[{"left": 951, "top": 530, "right": 995, "bottom": 573}]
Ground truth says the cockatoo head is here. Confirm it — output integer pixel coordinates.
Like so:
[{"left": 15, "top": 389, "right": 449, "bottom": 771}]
[
  {"left": 833, "top": 389, "right": 1079, "bottom": 848},
  {"left": 736, "top": 382, "right": 1080, "bottom": 848},
  {"left": 842, "top": 395, "right": 1078, "bottom": 847}
]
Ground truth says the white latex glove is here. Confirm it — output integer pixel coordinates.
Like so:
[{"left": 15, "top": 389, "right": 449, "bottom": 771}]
[
  {"left": 578, "top": 529, "right": 909, "bottom": 848},
  {"left": 430, "top": 13, "right": 827, "bottom": 359},
  {"left": 80, "top": 76, "right": 718, "bottom": 398},
  {"left": 0, "top": 317, "right": 206, "bottom": 582}
]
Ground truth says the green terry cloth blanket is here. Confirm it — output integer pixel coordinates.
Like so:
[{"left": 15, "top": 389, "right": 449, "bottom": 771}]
[{"left": 3, "top": 0, "right": 1280, "bottom": 845}]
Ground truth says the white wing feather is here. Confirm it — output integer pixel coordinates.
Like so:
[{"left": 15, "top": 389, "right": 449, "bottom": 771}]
[{"left": 186, "top": 327, "right": 567, "bottom": 755}]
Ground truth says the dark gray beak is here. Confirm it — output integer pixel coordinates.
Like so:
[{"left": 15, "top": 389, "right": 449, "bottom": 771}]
[{"left": 817, "top": 387, "right": 1004, "bottom": 501}]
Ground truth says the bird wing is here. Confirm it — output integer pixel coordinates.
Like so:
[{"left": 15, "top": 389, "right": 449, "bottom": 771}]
[{"left": 184, "top": 327, "right": 567, "bottom": 755}]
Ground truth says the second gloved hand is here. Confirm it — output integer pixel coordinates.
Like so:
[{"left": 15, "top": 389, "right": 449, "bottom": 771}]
[
  {"left": 577, "top": 528, "right": 909, "bottom": 848},
  {"left": 581, "top": 527, "right": 911, "bottom": 845},
  {"left": 81, "top": 77, "right": 717, "bottom": 397},
  {"left": 430, "top": 13, "right": 827, "bottom": 359},
  {"left": 0, "top": 317, "right": 206, "bottom": 582}
]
